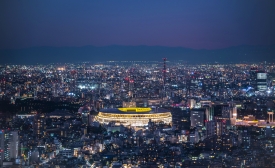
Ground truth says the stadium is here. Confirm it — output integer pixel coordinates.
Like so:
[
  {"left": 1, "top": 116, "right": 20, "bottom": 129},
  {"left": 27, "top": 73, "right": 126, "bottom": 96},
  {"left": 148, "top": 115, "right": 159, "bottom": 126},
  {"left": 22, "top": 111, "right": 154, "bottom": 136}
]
[{"left": 95, "top": 107, "right": 172, "bottom": 126}]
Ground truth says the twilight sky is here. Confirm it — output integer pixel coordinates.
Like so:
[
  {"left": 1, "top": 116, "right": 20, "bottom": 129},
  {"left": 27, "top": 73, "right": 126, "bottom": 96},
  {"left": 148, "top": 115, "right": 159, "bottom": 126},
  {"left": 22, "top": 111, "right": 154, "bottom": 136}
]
[{"left": 1, "top": 0, "right": 275, "bottom": 50}]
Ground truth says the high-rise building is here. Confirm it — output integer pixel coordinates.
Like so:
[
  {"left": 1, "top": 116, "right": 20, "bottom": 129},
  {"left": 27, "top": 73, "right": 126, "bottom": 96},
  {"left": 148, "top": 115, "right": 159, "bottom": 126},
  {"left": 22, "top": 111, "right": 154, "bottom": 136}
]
[
  {"left": 0, "top": 130, "right": 19, "bottom": 166},
  {"left": 190, "top": 109, "right": 205, "bottom": 127},
  {"left": 215, "top": 119, "right": 226, "bottom": 136},
  {"left": 33, "top": 114, "right": 46, "bottom": 139},
  {"left": 205, "top": 106, "right": 214, "bottom": 121},
  {"left": 205, "top": 120, "right": 215, "bottom": 137},
  {"left": 256, "top": 71, "right": 267, "bottom": 91},
  {"left": 128, "top": 79, "right": 134, "bottom": 98},
  {"left": 8, "top": 131, "right": 19, "bottom": 161},
  {"left": 0, "top": 130, "right": 4, "bottom": 166},
  {"left": 81, "top": 107, "right": 90, "bottom": 126},
  {"left": 249, "top": 67, "right": 258, "bottom": 88},
  {"left": 222, "top": 105, "right": 237, "bottom": 126}
]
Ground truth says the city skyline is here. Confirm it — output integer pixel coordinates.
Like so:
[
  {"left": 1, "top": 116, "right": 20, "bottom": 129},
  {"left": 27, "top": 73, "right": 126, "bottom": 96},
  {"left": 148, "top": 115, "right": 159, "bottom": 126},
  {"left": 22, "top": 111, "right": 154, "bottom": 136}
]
[
  {"left": 1, "top": 1, "right": 275, "bottom": 167},
  {"left": 0, "top": 59, "right": 275, "bottom": 167}
]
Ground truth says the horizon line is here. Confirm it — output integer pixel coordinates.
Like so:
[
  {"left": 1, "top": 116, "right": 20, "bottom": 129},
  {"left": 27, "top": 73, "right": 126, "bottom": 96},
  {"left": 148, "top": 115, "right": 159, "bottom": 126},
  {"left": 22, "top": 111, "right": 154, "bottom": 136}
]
[{"left": 1, "top": 44, "right": 274, "bottom": 51}]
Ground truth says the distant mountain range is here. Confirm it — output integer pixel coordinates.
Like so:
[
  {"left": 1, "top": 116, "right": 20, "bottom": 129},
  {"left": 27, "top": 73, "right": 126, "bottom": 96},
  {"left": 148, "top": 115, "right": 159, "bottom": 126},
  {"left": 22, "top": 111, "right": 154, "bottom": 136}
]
[{"left": 0, "top": 45, "right": 274, "bottom": 64}]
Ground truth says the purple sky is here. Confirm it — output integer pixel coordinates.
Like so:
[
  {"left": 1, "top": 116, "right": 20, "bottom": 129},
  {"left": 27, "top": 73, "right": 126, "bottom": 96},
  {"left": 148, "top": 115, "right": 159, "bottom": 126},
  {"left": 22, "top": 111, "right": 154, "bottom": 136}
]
[{"left": 1, "top": 0, "right": 275, "bottom": 49}]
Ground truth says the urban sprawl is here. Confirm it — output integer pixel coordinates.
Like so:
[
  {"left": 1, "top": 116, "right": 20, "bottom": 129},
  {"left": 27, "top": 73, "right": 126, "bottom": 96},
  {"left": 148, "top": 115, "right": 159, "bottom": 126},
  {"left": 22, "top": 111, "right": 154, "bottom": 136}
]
[{"left": 0, "top": 60, "right": 275, "bottom": 168}]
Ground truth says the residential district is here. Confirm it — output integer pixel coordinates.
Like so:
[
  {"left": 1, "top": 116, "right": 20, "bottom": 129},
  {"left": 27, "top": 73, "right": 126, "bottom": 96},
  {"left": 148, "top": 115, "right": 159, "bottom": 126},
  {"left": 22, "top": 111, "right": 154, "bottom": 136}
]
[{"left": 0, "top": 60, "right": 275, "bottom": 168}]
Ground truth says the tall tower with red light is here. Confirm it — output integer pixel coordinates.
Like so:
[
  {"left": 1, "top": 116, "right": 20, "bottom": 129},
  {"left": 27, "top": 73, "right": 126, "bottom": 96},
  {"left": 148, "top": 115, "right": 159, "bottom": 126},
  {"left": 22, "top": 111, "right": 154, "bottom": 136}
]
[
  {"left": 128, "top": 69, "right": 134, "bottom": 98},
  {"left": 163, "top": 58, "right": 167, "bottom": 86},
  {"left": 162, "top": 58, "right": 167, "bottom": 98}
]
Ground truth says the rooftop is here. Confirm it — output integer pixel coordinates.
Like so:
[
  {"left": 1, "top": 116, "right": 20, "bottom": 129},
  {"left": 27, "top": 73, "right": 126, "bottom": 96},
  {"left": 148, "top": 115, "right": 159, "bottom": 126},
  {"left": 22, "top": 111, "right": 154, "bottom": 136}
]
[{"left": 99, "top": 108, "right": 170, "bottom": 114}]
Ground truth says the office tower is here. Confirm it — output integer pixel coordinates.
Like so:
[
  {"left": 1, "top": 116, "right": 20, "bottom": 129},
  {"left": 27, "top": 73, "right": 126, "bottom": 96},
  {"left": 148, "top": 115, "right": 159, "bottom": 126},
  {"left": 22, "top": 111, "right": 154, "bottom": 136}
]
[
  {"left": 0, "top": 130, "right": 3, "bottom": 166},
  {"left": 222, "top": 105, "right": 237, "bottom": 126},
  {"left": 205, "top": 120, "right": 215, "bottom": 137},
  {"left": 161, "top": 58, "right": 167, "bottom": 99},
  {"left": 222, "top": 107, "right": 231, "bottom": 119},
  {"left": 128, "top": 79, "right": 134, "bottom": 98},
  {"left": 0, "top": 130, "right": 19, "bottom": 166},
  {"left": 53, "top": 83, "right": 58, "bottom": 97},
  {"left": 81, "top": 107, "right": 90, "bottom": 126},
  {"left": 230, "top": 106, "right": 237, "bottom": 125},
  {"left": 215, "top": 119, "right": 226, "bottom": 136},
  {"left": 256, "top": 71, "right": 267, "bottom": 91},
  {"left": 190, "top": 109, "right": 205, "bottom": 127},
  {"left": 249, "top": 67, "right": 258, "bottom": 88},
  {"left": 205, "top": 106, "right": 214, "bottom": 121},
  {"left": 213, "top": 104, "right": 229, "bottom": 117},
  {"left": 8, "top": 131, "right": 19, "bottom": 160},
  {"left": 33, "top": 114, "right": 46, "bottom": 139}
]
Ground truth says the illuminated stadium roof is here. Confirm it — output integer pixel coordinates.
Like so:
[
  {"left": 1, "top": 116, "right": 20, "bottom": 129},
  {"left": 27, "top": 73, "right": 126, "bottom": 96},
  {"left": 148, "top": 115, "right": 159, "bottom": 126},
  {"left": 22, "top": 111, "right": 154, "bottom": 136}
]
[{"left": 99, "top": 107, "right": 170, "bottom": 114}]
